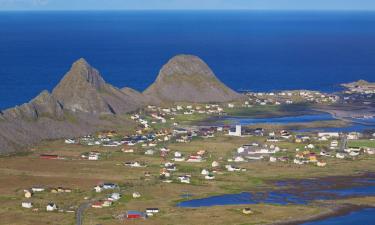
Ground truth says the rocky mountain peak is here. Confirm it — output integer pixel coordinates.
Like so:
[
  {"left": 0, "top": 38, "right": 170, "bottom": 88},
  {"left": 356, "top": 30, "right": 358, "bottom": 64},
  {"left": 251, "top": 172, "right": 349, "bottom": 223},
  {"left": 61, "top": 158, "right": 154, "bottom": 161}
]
[
  {"left": 144, "top": 54, "right": 242, "bottom": 103},
  {"left": 62, "top": 58, "right": 106, "bottom": 91},
  {"left": 52, "top": 59, "right": 145, "bottom": 114},
  {"left": 157, "top": 54, "right": 215, "bottom": 81}
]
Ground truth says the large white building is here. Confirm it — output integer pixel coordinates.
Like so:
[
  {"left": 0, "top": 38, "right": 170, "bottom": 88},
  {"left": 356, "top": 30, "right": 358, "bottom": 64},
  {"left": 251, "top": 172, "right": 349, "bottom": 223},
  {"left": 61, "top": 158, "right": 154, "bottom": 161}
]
[{"left": 229, "top": 125, "right": 242, "bottom": 137}]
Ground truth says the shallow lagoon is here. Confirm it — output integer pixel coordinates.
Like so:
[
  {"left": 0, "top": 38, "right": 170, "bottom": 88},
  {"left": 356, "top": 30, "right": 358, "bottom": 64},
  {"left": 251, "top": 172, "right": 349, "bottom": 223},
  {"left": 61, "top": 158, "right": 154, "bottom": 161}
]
[
  {"left": 178, "top": 176, "right": 375, "bottom": 208},
  {"left": 214, "top": 113, "right": 375, "bottom": 133}
]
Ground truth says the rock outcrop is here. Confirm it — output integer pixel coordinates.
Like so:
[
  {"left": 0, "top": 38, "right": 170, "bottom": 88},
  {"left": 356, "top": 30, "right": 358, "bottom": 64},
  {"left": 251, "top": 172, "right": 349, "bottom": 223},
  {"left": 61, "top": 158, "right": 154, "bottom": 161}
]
[
  {"left": 0, "top": 55, "right": 242, "bottom": 154},
  {"left": 52, "top": 58, "right": 144, "bottom": 114},
  {"left": 3, "top": 90, "right": 64, "bottom": 120},
  {"left": 144, "top": 55, "right": 242, "bottom": 103},
  {"left": 0, "top": 58, "right": 145, "bottom": 154}
]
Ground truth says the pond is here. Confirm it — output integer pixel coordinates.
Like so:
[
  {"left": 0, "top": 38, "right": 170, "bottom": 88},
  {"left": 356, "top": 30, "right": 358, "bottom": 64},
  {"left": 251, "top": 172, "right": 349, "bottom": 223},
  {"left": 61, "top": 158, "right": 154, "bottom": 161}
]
[
  {"left": 221, "top": 113, "right": 335, "bottom": 126},
  {"left": 210, "top": 113, "right": 375, "bottom": 133},
  {"left": 177, "top": 175, "right": 375, "bottom": 208}
]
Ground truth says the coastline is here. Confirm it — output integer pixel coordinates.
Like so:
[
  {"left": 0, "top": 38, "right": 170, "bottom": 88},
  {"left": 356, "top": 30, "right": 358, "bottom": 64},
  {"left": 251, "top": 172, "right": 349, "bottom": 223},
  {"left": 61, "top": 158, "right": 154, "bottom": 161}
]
[{"left": 274, "top": 204, "right": 374, "bottom": 225}]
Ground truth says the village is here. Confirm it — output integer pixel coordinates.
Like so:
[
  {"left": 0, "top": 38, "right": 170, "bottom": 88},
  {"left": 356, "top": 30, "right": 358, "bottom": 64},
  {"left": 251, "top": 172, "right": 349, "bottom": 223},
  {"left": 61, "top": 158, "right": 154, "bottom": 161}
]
[{"left": 5, "top": 90, "right": 374, "bottom": 224}]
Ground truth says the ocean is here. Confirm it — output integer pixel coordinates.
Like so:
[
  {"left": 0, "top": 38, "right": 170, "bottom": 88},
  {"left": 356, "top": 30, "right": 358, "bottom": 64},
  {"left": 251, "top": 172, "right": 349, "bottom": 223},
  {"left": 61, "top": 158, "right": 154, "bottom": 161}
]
[{"left": 1, "top": 10, "right": 375, "bottom": 110}]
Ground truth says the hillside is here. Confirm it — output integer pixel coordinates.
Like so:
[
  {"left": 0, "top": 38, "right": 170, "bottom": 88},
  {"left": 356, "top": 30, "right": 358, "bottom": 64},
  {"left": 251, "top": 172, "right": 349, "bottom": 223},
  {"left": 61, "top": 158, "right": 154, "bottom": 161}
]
[{"left": 144, "top": 55, "right": 242, "bottom": 103}]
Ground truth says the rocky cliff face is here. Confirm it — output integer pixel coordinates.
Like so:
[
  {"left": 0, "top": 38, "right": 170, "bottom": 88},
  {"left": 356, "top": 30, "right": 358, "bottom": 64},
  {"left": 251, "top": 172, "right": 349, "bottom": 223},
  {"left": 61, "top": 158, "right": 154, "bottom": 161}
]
[
  {"left": 3, "top": 90, "right": 64, "bottom": 121},
  {"left": 52, "top": 58, "right": 144, "bottom": 114},
  {"left": 144, "top": 55, "right": 242, "bottom": 103},
  {"left": 0, "top": 58, "right": 145, "bottom": 154},
  {"left": 0, "top": 55, "right": 242, "bottom": 154}
]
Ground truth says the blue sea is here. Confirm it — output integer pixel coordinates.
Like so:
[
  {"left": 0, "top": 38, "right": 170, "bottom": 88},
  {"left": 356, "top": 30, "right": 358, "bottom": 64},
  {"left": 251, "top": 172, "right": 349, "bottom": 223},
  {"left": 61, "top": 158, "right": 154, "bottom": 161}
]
[{"left": 1, "top": 11, "right": 375, "bottom": 110}]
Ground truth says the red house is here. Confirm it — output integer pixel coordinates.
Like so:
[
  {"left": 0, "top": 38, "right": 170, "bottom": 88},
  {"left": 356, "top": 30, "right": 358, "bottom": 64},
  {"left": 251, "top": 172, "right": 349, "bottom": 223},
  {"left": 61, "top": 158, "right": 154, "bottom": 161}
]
[
  {"left": 127, "top": 211, "right": 145, "bottom": 219},
  {"left": 40, "top": 154, "right": 59, "bottom": 160}
]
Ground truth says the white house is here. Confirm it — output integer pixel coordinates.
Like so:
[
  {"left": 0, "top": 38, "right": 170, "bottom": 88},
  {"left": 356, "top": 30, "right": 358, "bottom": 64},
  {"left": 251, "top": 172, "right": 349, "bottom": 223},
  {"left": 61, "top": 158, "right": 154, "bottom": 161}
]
[
  {"left": 88, "top": 154, "right": 99, "bottom": 161},
  {"left": 201, "top": 169, "right": 209, "bottom": 175},
  {"left": 108, "top": 193, "right": 121, "bottom": 201},
  {"left": 94, "top": 185, "right": 103, "bottom": 193},
  {"left": 178, "top": 175, "right": 191, "bottom": 184},
  {"left": 64, "top": 139, "right": 76, "bottom": 144},
  {"left": 229, "top": 125, "right": 242, "bottom": 137},
  {"left": 133, "top": 192, "right": 141, "bottom": 198},
  {"left": 21, "top": 202, "right": 33, "bottom": 209},
  {"left": 318, "top": 132, "right": 340, "bottom": 138},
  {"left": 46, "top": 203, "right": 58, "bottom": 212},
  {"left": 31, "top": 187, "right": 45, "bottom": 192},
  {"left": 211, "top": 161, "right": 220, "bottom": 168}
]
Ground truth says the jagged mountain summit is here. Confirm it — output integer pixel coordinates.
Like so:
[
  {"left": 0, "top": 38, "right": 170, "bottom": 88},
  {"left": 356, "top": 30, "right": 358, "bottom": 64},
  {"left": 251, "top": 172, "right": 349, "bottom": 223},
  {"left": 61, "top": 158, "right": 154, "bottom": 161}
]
[
  {"left": 52, "top": 58, "right": 145, "bottom": 115},
  {"left": 0, "top": 55, "right": 242, "bottom": 154},
  {"left": 144, "top": 55, "right": 242, "bottom": 103},
  {"left": 0, "top": 58, "right": 146, "bottom": 154}
]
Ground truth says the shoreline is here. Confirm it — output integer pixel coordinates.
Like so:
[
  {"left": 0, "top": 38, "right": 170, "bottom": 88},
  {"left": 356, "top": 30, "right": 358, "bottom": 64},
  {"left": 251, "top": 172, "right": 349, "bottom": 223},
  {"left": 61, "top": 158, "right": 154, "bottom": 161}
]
[{"left": 274, "top": 204, "right": 374, "bottom": 225}]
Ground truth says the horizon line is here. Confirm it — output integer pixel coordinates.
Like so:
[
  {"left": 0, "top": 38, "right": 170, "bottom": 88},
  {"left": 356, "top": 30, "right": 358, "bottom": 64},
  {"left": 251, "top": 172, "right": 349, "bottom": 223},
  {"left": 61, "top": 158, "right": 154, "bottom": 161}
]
[{"left": 1, "top": 9, "right": 375, "bottom": 12}]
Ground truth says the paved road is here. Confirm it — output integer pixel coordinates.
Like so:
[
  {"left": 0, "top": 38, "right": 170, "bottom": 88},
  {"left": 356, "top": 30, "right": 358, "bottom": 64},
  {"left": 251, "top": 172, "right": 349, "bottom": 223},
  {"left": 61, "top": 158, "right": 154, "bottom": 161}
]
[
  {"left": 339, "top": 135, "right": 348, "bottom": 153},
  {"left": 76, "top": 202, "right": 91, "bottom": 225}
]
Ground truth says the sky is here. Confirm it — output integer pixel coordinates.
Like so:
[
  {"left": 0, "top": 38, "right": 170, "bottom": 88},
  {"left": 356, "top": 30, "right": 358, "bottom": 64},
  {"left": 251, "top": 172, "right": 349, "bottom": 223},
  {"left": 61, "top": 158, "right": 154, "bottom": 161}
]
[{"left": 0, "top": 0, "right": 375, "bottom": 11}]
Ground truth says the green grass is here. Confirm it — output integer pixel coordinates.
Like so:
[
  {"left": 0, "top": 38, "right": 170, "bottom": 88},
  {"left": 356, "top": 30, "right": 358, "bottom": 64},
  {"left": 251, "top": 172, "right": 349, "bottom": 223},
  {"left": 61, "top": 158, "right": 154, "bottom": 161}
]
[
  {"left": 349, "top": 140, "right": 375, "bottom": 148},
  {"left": 225, "top": 103, "right": 313, "bottom": 118}
]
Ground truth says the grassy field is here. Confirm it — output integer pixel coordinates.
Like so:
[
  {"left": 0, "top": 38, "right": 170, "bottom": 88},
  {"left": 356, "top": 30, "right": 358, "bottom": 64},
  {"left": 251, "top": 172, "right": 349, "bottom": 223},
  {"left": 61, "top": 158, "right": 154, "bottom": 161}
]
[
  {"left": 1, "top": 131, "right": 375, "bottom": 225},
  {"left": 348, "top": 140, "right": 375, "bottom": 148}
]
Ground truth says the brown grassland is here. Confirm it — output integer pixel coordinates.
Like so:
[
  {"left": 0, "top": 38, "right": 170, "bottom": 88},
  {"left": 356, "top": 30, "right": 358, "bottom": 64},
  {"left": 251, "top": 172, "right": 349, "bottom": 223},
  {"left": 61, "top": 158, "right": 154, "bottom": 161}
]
[{"left": 1, "top": 133, "right": 375, "bottom": 225}]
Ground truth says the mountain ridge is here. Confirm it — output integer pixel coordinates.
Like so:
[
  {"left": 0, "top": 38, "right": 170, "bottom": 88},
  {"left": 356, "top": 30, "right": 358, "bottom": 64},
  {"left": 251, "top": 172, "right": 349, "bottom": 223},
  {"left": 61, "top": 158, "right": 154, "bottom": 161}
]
[{"left": 0, "top": 55, "right": 242, "bottom": 154}]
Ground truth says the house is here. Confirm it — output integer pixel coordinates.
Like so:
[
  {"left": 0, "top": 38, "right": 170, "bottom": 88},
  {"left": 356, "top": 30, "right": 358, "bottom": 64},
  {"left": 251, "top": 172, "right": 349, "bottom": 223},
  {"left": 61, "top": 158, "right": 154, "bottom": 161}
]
[
  {"left": 347, "top": 132, "right": 361, "bottom": 140},
  {"left": 40, "top": 154, "right": 59, "bottom": 160},
  {"left": 309, "top": 154, "right": 318, "bottom": 163},
  {"left": 178, "top": 175, "right": 191, "bottom": 184},
  {"left": 102, "top": 183, "right": 118, "bottom": 190},
  {"left": 305, "top": 144, "right": 315, "bottom": 149},
  {"left": 269, "top": 156, "right": 277, "bottom": 162},
  {"left": 225, "top": 165, "right": 241, "bottom": 172},
  {"left": 366, "top": 148, "right": 375, "bottom": 155},
  {"left": 133, "top": 192, "right": 141, "bottom": 198},
  {"left": 187, "top": 155, "right": 203, "bottom": 163},
  {"left": 145, "top": 149, "right": 155, "bottom": 155},
  {"left": 21, "top": 202, "right": 33, "bottom": 209},
  {"left": 31, "top": 187, "right": 45, "bottom": 192},
  {"left": 88, "top": 153, "right": 99, "bottom": 161},
  {"left": 127, "top": 210, "right": 146, "bottom": 219},
  {"left": 317, "top": 161, "right": 327, "bottom": 167},
  {"left": 318, "top": 132, "right": 340, "bottom": 138},
  {"left": 108, "top": 193, "right": 121, "bottom": 201},
  {"left": 64, "top": 139, "right": 76, "bottom": 144},
  {"left": 336, "top": 153, "right": 346, "bottom": 159},
  {"left": 24, "top": 190, "right": 32, "bottom": 198},
  {"left": 92, "top": 201, "right": 103, "bottom": 209},
  {"left": 57, "top": 187, "right": 72, "bottom": 193},
  {"left": 102, "top": 200, "right": 112, "bottom": 207},
  {"left": 173, "top": 152, "right": 185, "bottom": 162},
  {"left": 201, "top": 169, "right": 209, "bottom": 175},
  {"left": 94, "top": 185, "right": 103, "bottom": 193},
  {"left": 46, "top": 203, "right": 58, "bottom": 211},
  {"left": 229, "top": 125, "right": 242, "bottom": 137},
  {"left": 242, "top": 208, "right": 253, "bottom": 215},
  {"left": 164, "top": 162, "right": 177, "bottom": 171},
  {"left": 146, "top": 208, "right": 159, "bottom": 216},
  {"left": 211, "top": 161, "right": 220, "bottom": 168}
]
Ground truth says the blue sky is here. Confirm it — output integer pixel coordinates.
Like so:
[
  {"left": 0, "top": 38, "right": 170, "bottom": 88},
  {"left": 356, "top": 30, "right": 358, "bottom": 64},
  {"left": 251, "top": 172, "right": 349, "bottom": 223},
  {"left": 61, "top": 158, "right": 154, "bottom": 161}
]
[{"left": 1, "top": 0, "right": 375, "bottom": 11}]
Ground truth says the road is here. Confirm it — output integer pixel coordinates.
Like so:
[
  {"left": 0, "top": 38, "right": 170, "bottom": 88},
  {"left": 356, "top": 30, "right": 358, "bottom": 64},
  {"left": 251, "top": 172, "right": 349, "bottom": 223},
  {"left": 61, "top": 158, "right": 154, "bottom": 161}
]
[
  {"left": 76, "top": 202, "right": 91, "bottom": 225},
  {"left": 339, "top": 135, "right": 348, "bottom": 153}
]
